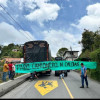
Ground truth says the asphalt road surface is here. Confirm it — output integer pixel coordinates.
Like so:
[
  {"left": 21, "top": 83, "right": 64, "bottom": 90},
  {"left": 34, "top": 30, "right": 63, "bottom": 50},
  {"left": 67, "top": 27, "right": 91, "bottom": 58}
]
[{"left": 1, "top": 71, "right": 100, "bottom": 99}]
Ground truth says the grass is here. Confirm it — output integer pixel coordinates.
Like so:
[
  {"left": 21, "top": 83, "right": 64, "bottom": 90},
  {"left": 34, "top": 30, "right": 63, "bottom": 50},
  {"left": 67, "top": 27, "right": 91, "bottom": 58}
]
[
  {"left": 0, "top": 73, "right": 25, "bottom": 84},
  {"left": 0, "top": 80, "right": 2, "bottom": 83},
  {"left": 0, "top": 75, "right": 9, "bottom": 83},
  {"left": 0, "top": 67, "right": 3, "bottom": 72}
]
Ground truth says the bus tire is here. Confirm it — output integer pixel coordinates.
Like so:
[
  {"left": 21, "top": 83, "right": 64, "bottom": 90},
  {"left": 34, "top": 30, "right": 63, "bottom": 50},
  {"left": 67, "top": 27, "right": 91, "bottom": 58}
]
[
  {"left": 47, "top": 71, "right": 51, "bottom": 76},
  {"left": 55, "top": 72, "right": 58, "bottom": 76},
  {"left": 65, "top": 72, "right": 68, "bottom": 77}
]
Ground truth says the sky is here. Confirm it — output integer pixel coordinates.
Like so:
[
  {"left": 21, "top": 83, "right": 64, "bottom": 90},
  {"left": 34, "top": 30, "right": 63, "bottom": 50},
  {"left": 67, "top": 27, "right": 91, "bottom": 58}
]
[{"left": 0, "top": 0, "right": 100, "bottom": 57}]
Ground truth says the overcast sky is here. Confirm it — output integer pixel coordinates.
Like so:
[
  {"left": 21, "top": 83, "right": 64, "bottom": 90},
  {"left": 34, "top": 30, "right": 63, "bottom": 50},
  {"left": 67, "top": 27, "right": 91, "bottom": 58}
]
[{"left": 0, "top": 0, "right": 100, "bottom": 57}]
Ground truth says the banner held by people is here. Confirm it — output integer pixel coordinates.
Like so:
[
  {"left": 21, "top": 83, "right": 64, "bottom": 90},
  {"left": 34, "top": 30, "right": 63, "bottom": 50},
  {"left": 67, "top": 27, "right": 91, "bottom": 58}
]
[{"left": 15, "top": 61, "right": 97, "bottom": 73}]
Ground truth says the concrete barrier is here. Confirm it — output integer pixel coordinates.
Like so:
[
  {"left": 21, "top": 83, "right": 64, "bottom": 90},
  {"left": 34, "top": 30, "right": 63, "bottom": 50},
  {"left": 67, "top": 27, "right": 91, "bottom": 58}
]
[{"left": 0, "top": 73, "right": 30, "bottom": 97}]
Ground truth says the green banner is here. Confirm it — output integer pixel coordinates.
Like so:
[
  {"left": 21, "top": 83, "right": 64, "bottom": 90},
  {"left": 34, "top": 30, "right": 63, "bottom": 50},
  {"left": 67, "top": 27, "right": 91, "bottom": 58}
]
[{"left": 15, "top": 61, "right": 97, "bottom": 73}]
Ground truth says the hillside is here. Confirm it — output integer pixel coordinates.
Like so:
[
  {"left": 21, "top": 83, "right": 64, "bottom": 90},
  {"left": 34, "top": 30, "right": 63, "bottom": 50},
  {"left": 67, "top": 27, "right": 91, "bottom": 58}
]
[
  {"left": 0, "top": 43, "right": 23, "bottom": 60},
  {"left": 77, "top": 30, "right": 100, "bottom": 81}
]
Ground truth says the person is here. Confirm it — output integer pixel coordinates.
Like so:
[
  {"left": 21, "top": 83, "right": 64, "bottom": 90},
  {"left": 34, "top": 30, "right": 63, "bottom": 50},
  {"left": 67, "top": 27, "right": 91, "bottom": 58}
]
[
  {"left": 30, "top": 71, "right": 38, "bottom": 80},
  {"left": 2, "top": 61, "right": 9, "bottom": 82},
  {"left": 12, "top": 63, "right": 16, "bottom": 80},
  {"left": 8, "top": 62, "right": 13, "bottom": 80},
  {"left": 80, "top": 63, "right": 88, "bottom": 88},
  {"left": 59, "top": 70, "right": 64, "bottom": 79}
]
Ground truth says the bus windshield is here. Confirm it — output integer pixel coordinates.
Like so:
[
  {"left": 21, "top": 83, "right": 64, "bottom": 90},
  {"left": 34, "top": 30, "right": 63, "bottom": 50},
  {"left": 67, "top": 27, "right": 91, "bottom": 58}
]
[{"left": 55, "top": 57, "right": 63, "bottom": 61}]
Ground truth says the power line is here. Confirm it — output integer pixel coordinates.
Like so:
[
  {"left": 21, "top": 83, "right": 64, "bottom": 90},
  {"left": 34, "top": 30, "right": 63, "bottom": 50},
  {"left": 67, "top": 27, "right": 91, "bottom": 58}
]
[
  {"left": 0, "top": 4, "right": 33, "bottom": 41},
  {"left": 0, "top": 13, "right": 30, "bottom": 42}
]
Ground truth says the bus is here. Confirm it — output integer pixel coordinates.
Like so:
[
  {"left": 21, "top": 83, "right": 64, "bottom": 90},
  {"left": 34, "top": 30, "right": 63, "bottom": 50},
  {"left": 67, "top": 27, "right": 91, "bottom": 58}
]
[
  {"left": 55, "top": 57, "right": 68, "bottom": 77},
  {"left": 23, "top": 40, "right": 51, "bottom": 75}
]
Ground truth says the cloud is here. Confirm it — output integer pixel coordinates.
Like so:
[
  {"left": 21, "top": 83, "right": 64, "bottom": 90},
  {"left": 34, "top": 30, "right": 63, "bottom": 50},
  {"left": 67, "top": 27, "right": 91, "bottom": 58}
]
[
  {"left": 0, "top": 22, "right": 35, "bottom": 45},
  {"left": 0, "top": 0, "right": 60, "bottom": 26},
  {"left": 14, "top": 0, "right": 37, "bottom": 10},
  {"left": 0, "top": 0, "right": 8, "bottom": 10},
  {"left": 0, "top": 0, "right": 8, "bottom": 6},
  {"left": 43, "top": 30, "right": 81, "bottom": 57},
  {"left": 25, "top": 0, "right": 60, "bottom": 26},
  {"left": 71, "top": 3, "right": 100, "bottom": 32}
]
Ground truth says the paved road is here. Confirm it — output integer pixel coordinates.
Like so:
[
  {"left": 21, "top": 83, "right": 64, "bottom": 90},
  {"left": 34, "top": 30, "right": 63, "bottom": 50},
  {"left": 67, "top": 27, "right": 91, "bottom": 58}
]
[{"left": 1, "top": 71, "right": 100, "bottom": 99}]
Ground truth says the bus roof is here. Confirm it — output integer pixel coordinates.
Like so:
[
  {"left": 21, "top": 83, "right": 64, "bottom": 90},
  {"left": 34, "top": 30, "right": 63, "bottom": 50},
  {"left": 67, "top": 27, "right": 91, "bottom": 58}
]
[{"left": 24, "top": 40, "right": 48, "bottom": 45}]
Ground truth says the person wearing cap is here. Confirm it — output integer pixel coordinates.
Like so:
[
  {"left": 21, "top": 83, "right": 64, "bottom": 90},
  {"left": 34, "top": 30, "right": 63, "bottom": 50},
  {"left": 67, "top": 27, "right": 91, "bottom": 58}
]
[
  {"left": 2, "top": 61, "right": 9, "bottom": 82},
  {"left": 80, "top": 63, "right": 88, "bottom": 88}
]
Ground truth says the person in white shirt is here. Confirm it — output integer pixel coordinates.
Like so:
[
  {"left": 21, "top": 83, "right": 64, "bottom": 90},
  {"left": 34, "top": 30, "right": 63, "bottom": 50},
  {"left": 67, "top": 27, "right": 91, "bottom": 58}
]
[{"left": 12, "top": 63, "right": 16, "bottom": 80}]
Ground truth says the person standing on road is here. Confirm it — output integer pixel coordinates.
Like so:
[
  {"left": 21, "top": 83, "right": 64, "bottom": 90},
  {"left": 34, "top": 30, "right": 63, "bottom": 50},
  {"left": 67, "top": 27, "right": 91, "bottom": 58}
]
[
  {"left": 2, "top": 61, "right": 9, "bottom": 82},
  {"left": 80, "top": 63, "right": 88, "bottom": 88},
  {"left": 8, "top": 62, "right": 13, "bottom": 80}
]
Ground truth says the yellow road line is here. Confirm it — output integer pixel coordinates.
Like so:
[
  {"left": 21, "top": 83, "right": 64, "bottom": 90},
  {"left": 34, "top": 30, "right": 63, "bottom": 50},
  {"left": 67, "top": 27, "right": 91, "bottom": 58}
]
[{"left": 62, "top": 79, "right": 74, "bottom": 99}]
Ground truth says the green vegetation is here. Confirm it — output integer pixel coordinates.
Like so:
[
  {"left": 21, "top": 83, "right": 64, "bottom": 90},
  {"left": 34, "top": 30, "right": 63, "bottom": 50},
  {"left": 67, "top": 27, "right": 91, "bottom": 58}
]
[
  {"left": 51, "top": 57, "right": 55, "bottom": 61},
  {"left": 0, "top": 43, "right": 24, "bottom": 83},
  {"left": 0, "top": 73, "right": 24, "bottom": 84},
  {"left": 77, "top": 29, "right": 100, "bottom": 82},
  {"left": 56, "top": 47, "right": 68, "bottom": 57},
  {"left": 0, "top": 43, "right": 23, "bottom": 60},
  {"left": 89, "top": 49, "right": 100, "bottom": 81}
]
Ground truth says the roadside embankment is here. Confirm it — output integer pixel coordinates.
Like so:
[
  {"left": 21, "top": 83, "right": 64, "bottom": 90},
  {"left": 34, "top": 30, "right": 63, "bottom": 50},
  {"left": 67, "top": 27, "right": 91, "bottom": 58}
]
[{"left": 0, "top": 73, "right": 30, "bottom": 97}]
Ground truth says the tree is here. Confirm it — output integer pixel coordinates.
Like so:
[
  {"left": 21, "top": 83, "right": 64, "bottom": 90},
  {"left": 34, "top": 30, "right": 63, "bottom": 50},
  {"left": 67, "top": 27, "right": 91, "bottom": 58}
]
[
  {"left": 93, "top": 33, "right": 100, "bottom": 50},
  {"left": 0, "top": 43, "right": 23, "bottom": 58},
  {"left": 51, "top": 57, "right": 55, "bottom": 61},
  {"left": 78, "top": 29, "right": 100, "bottom": 82},
  {"left": 0, "top": 45, "right": 2, "bottom": 50},
  {"left": 8, "top": 43, "right": 14, "bottom": 49},
  {"left": 56, "top": 47, "right": 68, "bottom": 57},
  {"left": 0, "top": 45, "right": 2, "bottom": 55},
  {"left": 81, "top": 29, "right": 94, "bottom": 52}
]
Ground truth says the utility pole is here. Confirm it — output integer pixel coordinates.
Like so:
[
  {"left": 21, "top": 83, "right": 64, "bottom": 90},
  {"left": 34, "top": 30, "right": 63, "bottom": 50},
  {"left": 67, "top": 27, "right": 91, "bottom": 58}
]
[{"left": 70, "top": 46, "right": 73, "bottom": 61}]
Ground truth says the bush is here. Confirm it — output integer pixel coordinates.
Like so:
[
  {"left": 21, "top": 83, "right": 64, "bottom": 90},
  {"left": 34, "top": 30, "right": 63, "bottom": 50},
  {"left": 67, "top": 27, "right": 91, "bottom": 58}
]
[
  {"left": 90, "top": 48, "right": 100, "bottom": 62},
  {"left": 0, "top": 59, "right": 5, "bottom": 66},
  {"left": 89, "top": 49, "right": 100, "bottom": 81},
  {"left": 79, "top": 49, "right": 91, "bottom": 58}
]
